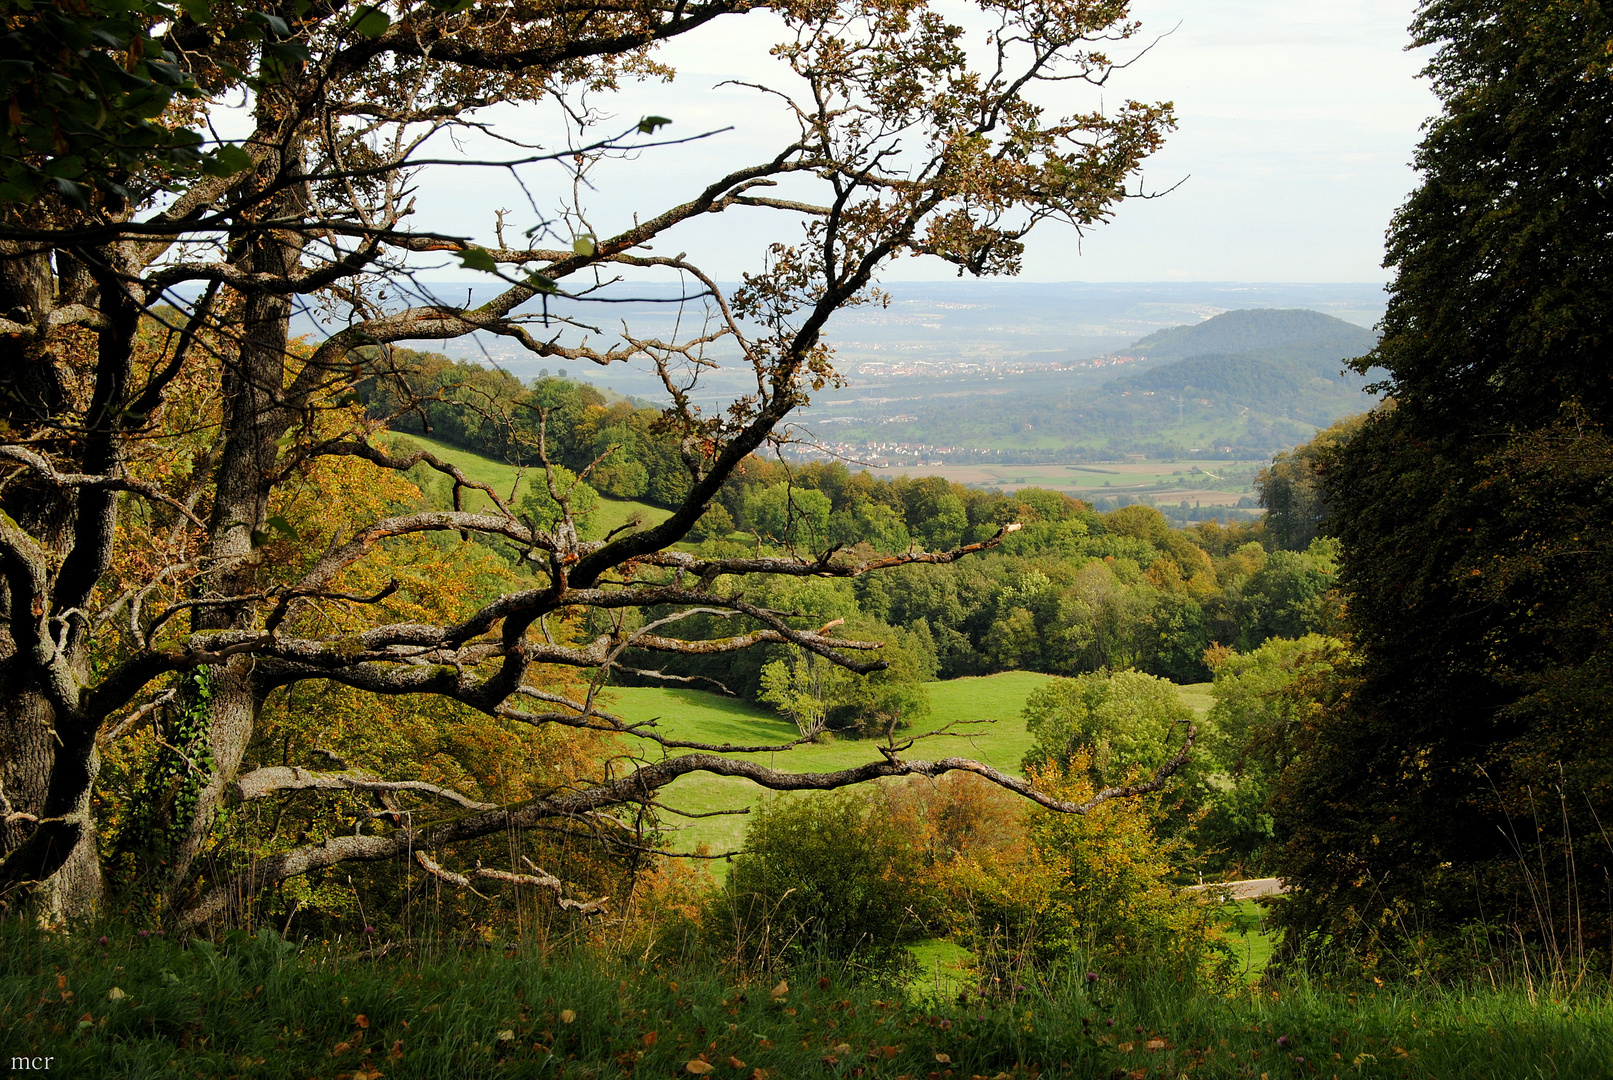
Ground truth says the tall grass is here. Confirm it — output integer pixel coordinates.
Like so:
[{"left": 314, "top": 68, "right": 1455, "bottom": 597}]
[
  {"left": 5, "top": 921, "right": 1612, "bottom": 1079},
  {"left": 1461, "top": 777, "right": 1613, "bottom": 1001}
]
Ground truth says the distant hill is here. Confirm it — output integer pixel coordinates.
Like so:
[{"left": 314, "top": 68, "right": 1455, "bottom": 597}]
[
  {"left": 740, "top": 304, "right": 1390, "bottom": 463},
  {"left": 848, "top": 308, "right": 1385, "bottom": 459},
  {"left": 1128, "top": 308, "right": 1377, "bottom": 365},
  {"left": 1103, "top": 308, "right": 1382, "bottom": 428},
  {"left": 1113, "top": 350, "right": 1368, "bottom": 428}
]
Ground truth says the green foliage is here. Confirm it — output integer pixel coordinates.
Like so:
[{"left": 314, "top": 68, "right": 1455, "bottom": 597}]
[
  {"left": 515, "top": 464, "right": 599, "bottom": 535},
  {"left": 757, "top": 653, "right": 837, "bottom": 739},
  {"left": 828, "top": 618, "right": 936, "bottom": 735},
  {"left": 708, "top": 790, "right": 937, "bottom": 971},
  {"left": 1293, "top": 0, "right": 1613, "bottom": 956},
  {"left": 1230, "top": 538, "right": 1340, "bottom": 649},
  {"left": 830, "top": 496, "right": 912, "bottom": 553},
  {"left": 1023, "top": 759, "right": 1227, "bottom": 977},
  {"left": 1021, "top": 669, "right": 1197, "bottom": 787},
  {"left": 1195, "top": 635, "right": 1347, "bottom": 875},
  {"left": 106, "top": 667, "right": 215, "bottom": 914},
  {"left": 744, "top": 483, "right": 833, "bottom": 549},
  {"left": 897, "top": 476, "right": 969, "bottom": 550},
  {"left": 687, "top": 500, "right": 734, "bottom": 542},
  {"left": 758, "top": 617, "right": 933, "bottom": 738},
  {"left": 920, "top": 754, "right": 1224, "bottom": 981},
  {"left": 0, "top": 1, "right": 295, "bottom": 207},
  {"left": 1255, "top": 414, "right": 1365, "bottom": 550}
]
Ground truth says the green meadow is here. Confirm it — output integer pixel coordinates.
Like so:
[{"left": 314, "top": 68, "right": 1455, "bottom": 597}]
[
  {"left": 608, "top": 671, "right": 1061, "bottom": 855},
  {"left": 606, "top": 675, "right": 1270, "bottom": 985},
  {"left": 611, "top": 674, "right": 1216, "bottom": 856},
  {"left": 382, "top": 431, "right": 672, "bottom": 535}
]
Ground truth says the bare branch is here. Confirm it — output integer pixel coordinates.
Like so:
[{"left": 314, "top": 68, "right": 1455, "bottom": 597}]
[
  {"left": 413, "top": 851, "right": 609, "bottom": 913},
  {"left": 180, "top": 728, "right": 1195, "bottom": 928},
  {"left": 0, "top": 446, "right": 209, "bottom": 528},
  {"left": 231, "top": 766, "right": 500, "bottom": 811}
]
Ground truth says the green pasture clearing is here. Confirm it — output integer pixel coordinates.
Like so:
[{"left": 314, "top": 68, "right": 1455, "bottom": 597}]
[
  {"left": 1217, "top": 899, "right": 1278, "bottom": 982},
  {"left": 1176, "top": 681, "right": 1215, "bottom": 716},
  {"left": 593, "top": 496, "right": 673, "bottom": 537},
  {"left": 381, "top": 431, "right": 671, "bottom": 534},
  {"left": 611, "top": 671, "right": 1202, "bottom": 855},
  {"left": 382, "top": 431, "right": 539, "bottom": 509},
  {"left": 907, "top": 938, "right": 974, "bottom": 1002}
]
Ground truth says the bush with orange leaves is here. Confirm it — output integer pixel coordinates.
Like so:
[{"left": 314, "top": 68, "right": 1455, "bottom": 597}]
[{"left": 890, "top": 762, "right": 1231, "bottom": 986}]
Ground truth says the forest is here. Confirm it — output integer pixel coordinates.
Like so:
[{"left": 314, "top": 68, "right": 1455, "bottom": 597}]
[
  {"left": 3, "top": 0, "right": 1613, "bottom": 1076},
  {"left": 367, "top": 351, "right": 1336, "bottom": 689}
]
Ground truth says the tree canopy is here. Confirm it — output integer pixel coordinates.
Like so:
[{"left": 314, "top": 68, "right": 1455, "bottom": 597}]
[
  {"left": 0, "top": 0, "right": 1179, "bottom": 925},
  {"left": 1281, "top": 0, "right": 1613, "bottom": 954}
]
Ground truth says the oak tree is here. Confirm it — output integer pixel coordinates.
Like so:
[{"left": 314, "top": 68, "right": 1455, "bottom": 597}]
[{"left": 0, "top": 0, "right": 1180, "bottom": 926}]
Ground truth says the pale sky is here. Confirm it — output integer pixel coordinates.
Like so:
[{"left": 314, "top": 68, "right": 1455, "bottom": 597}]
[{"left": 401, "top": 0, "right": 1438, "bottom": 285}]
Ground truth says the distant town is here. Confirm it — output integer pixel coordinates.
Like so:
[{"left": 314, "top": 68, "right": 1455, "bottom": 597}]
[{"left": 846, "top": 353, "right": 1145, "bottom": 379}]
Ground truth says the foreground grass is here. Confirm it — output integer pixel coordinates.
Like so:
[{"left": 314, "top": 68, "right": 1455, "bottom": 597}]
[{"left": 5, "top": 927, "right": 1611, "bottom": 1079}]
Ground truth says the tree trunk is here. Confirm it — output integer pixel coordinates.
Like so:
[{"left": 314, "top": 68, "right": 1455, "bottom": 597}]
[
  {"left": 0, "top": 245, "right": 141, "bottom": 919},
  {"left": 168, "top": 127, "right": 305, "bottom": 906}
]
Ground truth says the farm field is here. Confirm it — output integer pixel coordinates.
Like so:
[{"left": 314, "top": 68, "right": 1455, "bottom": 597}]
[
  {"left": 608, "top": 671, "right": 1214, "bottom": 856},
  {"left": 860, "top": 459, "right": 1263, "bottom": 505},
  {"left": 381, "top": 431, "right": 672, "bottom": 534}
]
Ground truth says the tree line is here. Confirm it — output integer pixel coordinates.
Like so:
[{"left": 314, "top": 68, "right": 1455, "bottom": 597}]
[{"left": 360, "top": 353, "right": 1338, "bottom": 691}]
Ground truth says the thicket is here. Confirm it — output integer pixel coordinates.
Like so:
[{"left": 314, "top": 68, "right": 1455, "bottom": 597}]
[{"left": 704, "top": 767, "right": 1226, "bottom": 983}]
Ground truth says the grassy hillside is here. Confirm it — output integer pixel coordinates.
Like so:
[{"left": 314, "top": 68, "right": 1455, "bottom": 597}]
[
  {"left": 608, "top": 672, "right": 1212, "bottom": 855},
  {"left": 382, "top": 431, "right": 672, "bottom": 534}
]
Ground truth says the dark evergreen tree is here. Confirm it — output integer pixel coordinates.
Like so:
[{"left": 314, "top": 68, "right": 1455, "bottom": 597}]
[{"left": 1276, "top": 0, "right": 1613, "bottom": 958}]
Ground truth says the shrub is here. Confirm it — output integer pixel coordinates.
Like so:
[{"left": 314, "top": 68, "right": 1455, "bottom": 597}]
[
  {"left": 1019, "top": 755, "right": 1230, "bottom": 981},
  {"left": 703, "top": 789, "right": 939, "bottom": 975},
  {"left": 1021, "top": 668, "right": 1199, "bottom": 786}
]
